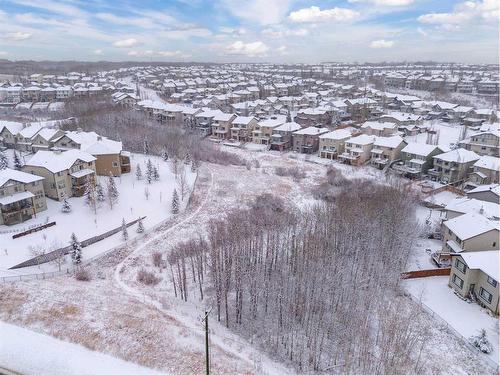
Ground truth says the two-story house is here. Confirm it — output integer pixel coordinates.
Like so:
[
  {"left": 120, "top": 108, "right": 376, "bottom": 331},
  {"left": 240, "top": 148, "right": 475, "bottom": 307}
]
[
  {"left": 318, "top": 128, "right": 353, "bottom": 160},
  {"left": 22, "top": 149, "right": 97, "bottom": 201},
  {"left": 253, "top": 118, "right": 285, "bottom": 145},
  {"left": 370, "top": 136, "right": 407, "bottom": 169},
  {"left": 429, "top": 149, "right": 480, "bottom": 184},
  {"left": 230, "top": 116, "right": 258, "bottom": 142},
  {"left": 361, "top": 121, "right": 398, "bottom": 137},
  {"left": 292, "top": 127, "right": 329, "bottom": 154},
  {"left": 468, "top": 155, "right": 500, "bottom": 187},
  {"left": 270, "top": 122, "right": 302, "bottom": 151},
  {"left": 0, "top": 168, "right": 46, "bottom": 225},
  {"left": 394, "top": 143, "right": 445, "bottom": 179},
  {"left": 338, "top": 134, "right": 376, "bottom": 166},
  {"left": 211, "top": 112, "right": 236, "bottom": 140},
  {"left": 459, "top": 131, "right": 499, "bottom": 158}
]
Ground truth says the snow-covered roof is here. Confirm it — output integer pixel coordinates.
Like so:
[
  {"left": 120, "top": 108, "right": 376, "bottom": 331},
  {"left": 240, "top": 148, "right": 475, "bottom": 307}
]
[
  {"left": 0, "top": 168, "right": 44, "bottom": 187},
  {"left": 64, "top": 131, "right": 123, "bottom": 155},
  {"left": 474, "top": 155, "right": 500, "bottom": 171},
  {"left": 320, "top": 128, "right": 352, "bottom": 140},
  {"left": 445, "top": 197, "right": 500, "bottom": 220},
  {"left": 0, "top": 191, "right": 35, "bottom": 206},
  {"left": 274, "top": 122, "right": 302, "bottom": 132},
  {"left": 361, "top": 121, "right": 397, "bottom": 131},
  {"left": 433, "top": 149, "right": 480, "bottom": 163},
  {"left": 0, "top": 121, "right": 24, "bottom": 135},
  {"left": 402, "top": 142, "right": 442, "bottom": 157},
  {"left": 293, "top": 126, "right": 329, "bottom": 136},
  {"left": 443, "top": 212, "right": 498, "bottom": 240},
  {"left": 25, "top": 149, "right": 96, "bottom": 173},
  {"left": 232, "top": 116, "right": 256, "bottom": 125},
  {"left": 467, "top": 183, "right": 500, "bottom": 197},
  {"left": 459, "top": 251, "right": 499, "bottom": 281},
  {"left": 347, "top": 134, "right": 376, "bottom": 146},
  {"left": 257, "top": 118, "right": 285, "bottom": 128},
  {"left": 374, "top": 135, "right": 405, "bottom": 148},
  {"left": 213, "top": 112, "right": 235, "bottom": 122}
]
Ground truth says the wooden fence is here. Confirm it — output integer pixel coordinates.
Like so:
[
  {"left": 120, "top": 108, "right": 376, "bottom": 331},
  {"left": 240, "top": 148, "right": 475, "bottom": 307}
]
[
  {"left": 12, "top": 221, "right": 56, "bottom": 239},
  {"left": 401, "top": 268, "right": 451, "bottom": 279}
]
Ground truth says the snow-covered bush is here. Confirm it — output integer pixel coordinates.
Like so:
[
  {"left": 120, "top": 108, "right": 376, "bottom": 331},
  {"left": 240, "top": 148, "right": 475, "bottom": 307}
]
[
  {"left": 75, "top": 268, "right": 91, "bottom": 281},
  {"left": 469, "top": 329, "right": 493, "bottom": 354},
  {"left": 152, "top": 251, "right": 162, "bottom": 268},
  {"left": 137, "top": 268, "right": 161, "bottom": 285},
  {"left": 61, "top": 199, "right": 72, "bottom": 213}
]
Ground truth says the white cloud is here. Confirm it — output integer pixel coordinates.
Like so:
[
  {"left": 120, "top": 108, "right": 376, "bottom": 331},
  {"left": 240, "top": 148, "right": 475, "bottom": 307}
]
[
  {"left": 0, "top": 51, "right": 8, "bottom": 56},
  {"left": 262, "top": 27, "right": 309, "bottom": 38},
  {"left": 10, "top": 0, "right": 87, "bottom": 18},
  {"left": 369, "top": 39, "right": 394, "bottom": 48},
  {"left": 222, "top": 0, "right": 292, "bottom": 25},
  {"left": 113, "top": 38, "right": 139, "bottom": 47},
  {"left": 6, "top": 31, "right": 32, "bottom": 41},
  {"left": 349, "top": 0, "right": 414, "bottom": 6},
  {"left": 160, "top": 27, "right": 212, "bottom": 39},
  {"left": 93, "top": 49, "right": 103, "bottom": 55},
  {"left": 127, "top": 50, "right": 186, "bottom": 58},
  {"left": 219, "top": 26, "right": 246, "bottom": 35},
  {"left": 225, "top": 41, "right": 269, "bottom": 56},
  {"left": 289, "top": 6, "right": 360, "bottom": 23},
  {"left": 417, "top": 27, "right": 428, "bottom": 37},
  {"left": 418, "top": 0, "right": 499, "bottom": 26}
]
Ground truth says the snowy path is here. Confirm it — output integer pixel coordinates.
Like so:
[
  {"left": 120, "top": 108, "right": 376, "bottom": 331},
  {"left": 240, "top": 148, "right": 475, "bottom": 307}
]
[{"left": 0, "top": 321, "right": 168, "bottom": 375}]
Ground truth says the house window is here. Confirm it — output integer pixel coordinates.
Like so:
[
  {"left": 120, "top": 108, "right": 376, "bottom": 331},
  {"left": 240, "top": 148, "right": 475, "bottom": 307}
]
[
  {"left": 487, "top": 276, "right": 497, "bottom": 287},
  {"left": 455, "top": 258, "right": 466, "bottom": 273},
  {"left": 493, "top": 242, "right": 496, "bottom": 247},
  {"left": 452, "top": 274, "right": 464, "bottom": 289},
  {"left": 112, "top": 162, "right": 118, "bottom": 167},
  {"left": 479, "top": 287, "right": 493, "bottom": 304}
]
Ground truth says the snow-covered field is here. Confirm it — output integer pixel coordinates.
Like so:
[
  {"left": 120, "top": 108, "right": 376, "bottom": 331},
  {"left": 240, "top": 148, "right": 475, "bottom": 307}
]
[
  {"left": 0, "top": 153, "right": 196, "bottom": 277},
  {"left": 0, "top": 321, "right": 167, "bottom": 375},
  {"left": 406, "top": 120, "right": 469, "bottom": 149}
]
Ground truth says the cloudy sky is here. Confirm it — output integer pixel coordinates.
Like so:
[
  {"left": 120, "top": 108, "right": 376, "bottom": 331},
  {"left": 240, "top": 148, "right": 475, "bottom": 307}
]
[{"left": 0, "top": 0, "right": 498, "bottom": 63}]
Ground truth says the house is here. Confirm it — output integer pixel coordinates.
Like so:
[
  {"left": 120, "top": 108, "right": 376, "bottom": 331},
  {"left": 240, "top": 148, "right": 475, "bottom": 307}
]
[
  {"left": 379, "top": 112, "right": 423, "bottom": 126},
  {"left": 394, "top": 143, "right": 444, "bottom": 179},
  {"left": 360, "top": 121, "right": 398, "bottom": 137},
  {"left": 467, "top": 155, "right": 500, "bottom": 187},
  {"left": 230, "top": 116, "right": 258, "bottom": 142},
  {"left": 291, "top": 127, "right": 329, "bottom": 154},
  {"left": 52, "top": 131, "right": 130, "bottom": 176},
  {"left": 211, "top": 112, "right": 236, "bottom": 140},
  {"left": 253, "top": 118, "right": 285, "bottom": 145},
  {"left": 22, "top": 149, "right": 97, "bottom": 201},
  {"left": 318, "top": 128, "right": 353, "bottom": 159},
  {"left": 441, "top": 212, "right": 499, "bottom": 259},
  {"left": 270, "top": 122, "right": 302, "bottom": 151},
  {"left": 459, "top": 131, "right": 499, "bottom": 157},
  {"left": 449, "top": 251, "right": 499, "bottom": 314},
  {"left": 0, "top": 121, "right": 24, "bottom": 148},
  {"left": 466, "top": 184, "right": 500, "bottom": 204},
  {"left": 30, "top": 128, "right": 65, "bottom": 152},
  {"left": 370, "top": 136, "right": 406, "bottom": 169},
  {"left": 0, "top": 168, "right": 46, "bottom": 225},
  {"left": 338, "top": 134, "right": 376, "bottom": 166},
  {"left": 195, "top": 109, "right": 223, "bottom": 136},
  {"left": 344, "top": 98, "right": 377, "bottom": 123},
  {"left": 429, "top": 149, "right": 480, "bottom": 184},
  {"left": 444, "top": 197, "right": 500, "bottom": 220}
]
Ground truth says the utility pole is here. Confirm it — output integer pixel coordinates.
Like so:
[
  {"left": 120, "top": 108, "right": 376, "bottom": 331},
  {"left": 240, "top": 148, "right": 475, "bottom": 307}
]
[{"left": 204, "top": 310, "right": 210, "bottom": 375}]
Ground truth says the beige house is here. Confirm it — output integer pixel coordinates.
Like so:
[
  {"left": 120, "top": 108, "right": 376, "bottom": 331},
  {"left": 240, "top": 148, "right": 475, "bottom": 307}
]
[
  {"left": 440, "top": 213, "right": 499, "bottom": 263},
  {"left": 0, "top": 168, "right": 46, "bottom": 225},
  {"left": 292, "top": 127, "right": 329, "bottom": 154},
  {"left": 22, "top": 149, "right": 97, "bottom": 201},
  {"left": 253, "top": 118, "right": 285, "bottom": 145},
  {"left": 338, "top": 134, "right": 376, "bottom": 166},
  {"left": 318, "top": 128, "right": 353, "bottom": 159},
  {"left": 52, "top": 131, "right": 130, "bottom": 176},
  {"left": 459, "top": 131, "right": 499, "bottom": 157},
  {"left": 429, "top": 149, "right": 480, "bottom": 184},
  {"left": 211, "top": 113, "right": 236, "bottom": 140},
  {"left": 230, "top": 116, "right": 258, "bottom": 142},
  {"left": 449, "top": 251, "right": 499, "bottom": 314},
  {"left": 370, "top": 136, "right": 406, "bottom": 169},
  {"left": 468, "top": 155, "right": 500, "bottom": 186},
  {"left": 361, "top": 121, "right": 398, "bottom": 137},
  {"left": 30, "top": 128, "right": 65, "bottom": 152},
  {"left": 270, "top": 122, "right": 302, "bottom": 151}
]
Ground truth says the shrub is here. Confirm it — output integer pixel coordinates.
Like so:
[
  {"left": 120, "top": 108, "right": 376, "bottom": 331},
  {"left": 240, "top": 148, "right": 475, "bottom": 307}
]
[
  {"left": 75, "top": 268, "right": 91, "bottom": 281},
  {"left": 152, "top": 251, "right": 163, "bottom": 268},
  {"left": 137, "top": 268, "right": 161, "bottom": 285},
  {"left": 274, "top": 166, "right": 306, "bottom": 180}
]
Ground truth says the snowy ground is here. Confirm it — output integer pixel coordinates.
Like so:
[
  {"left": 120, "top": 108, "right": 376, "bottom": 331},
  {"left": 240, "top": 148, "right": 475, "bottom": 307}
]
[
  {"left": 0, "top": 321, "right": 167, "bottom": 375},
  {"left": 0, "top": 153, "right": 196, "bottom": 277},
  {"left": 406, "top": 120, "right": 470, "bottom": 149}
]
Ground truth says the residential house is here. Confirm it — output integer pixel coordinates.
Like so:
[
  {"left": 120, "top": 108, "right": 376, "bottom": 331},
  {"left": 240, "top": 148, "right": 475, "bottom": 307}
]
[
  {"left": 292, "top": 127, "right": 329, "bottom": 154},
  {"left": 230, "top": 116, "right": 258, "bottom": 142},
  {"left": 0, "top": 168, "right": 46, "bottom": 225},
  {"left": 466, "top": 184, "right": 500, "bottom": 204},
  {"left": 459, "top": 131, "right": 499, "bottom": 157},
  {"left": 444, "top": 197, "right": 500, "bottom": 220},
  {"left": 429, "top": 149, "right": 480, "bottom": 184},
  {"left": 394, "top": 143, "right": 444, "bottom": 179},
  {"left": 370, "top": 136, "right": 406, "bottom": 169},
  {"left": 318, "top": 128, "right": 353, "bottom": 159},
  {"left": 361, "top": 121, "right": 398, "bottom": 137},
  {"left": 467, "top": 155, "right": 500, "bottom": 187},
  {"left": 211, "top": 112, "right": 236, "bottom": 140},
  {"left": 253, "top": 118, "right": 285, "bottom": 145},
  {"left": 270, "top": 122, "right": 302, "bottom": 151},
  {"left": 22, "top": 149, "right": 97, "bottom": 201},
  {"left": 0, "top": 121, "right": 23, "bottom": 148},
  {"left": 449, "top": 251, "right": 499, "bottom": 314},
  {"left": 338, "top": 134, "right": 376, "bottom": 166}
]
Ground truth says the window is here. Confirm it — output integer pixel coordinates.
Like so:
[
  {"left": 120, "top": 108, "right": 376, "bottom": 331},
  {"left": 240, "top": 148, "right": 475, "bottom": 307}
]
[
  {"left": 479, "top": 287, "right": 492, "bottom": 304},
  {"left": 487, "top": 276, "right": 497, "bottom": 287},
  {"left": 493, "top": 242, "right": 496, "bottom": 247},
  {"left": 455, "top": 258, "right": 466, "bottom": 273},
  {"left": 452, "top": 274, "right": 464, "bottom": 289},
  {"left": 112, "top": 162, "right": 118, "bottom": 167}
]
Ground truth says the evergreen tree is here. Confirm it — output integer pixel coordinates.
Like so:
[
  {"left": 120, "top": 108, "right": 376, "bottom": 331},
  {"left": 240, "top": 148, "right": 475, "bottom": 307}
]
[
  {"left": 121, "top": 218, "right": 129, "bottom": 240},
  {"left": 61, "top": 198, "right": 72, "bottom": 213},
  {"left": 184, "top": 152, "right": 191, "bottom": 165},
  {"left": 96, "top": 182, "right": 106, "bottom": 202},
  {"left": 146, "top": 159, "right": 154, "bottom": 184},
  {"left": 0, "top": 151, "right": 8, "bottom": 170},
  {"left": 135, "top": 164, "right": 143, "bottom": 180},
  {"left": 84, "top": 176, "right": 97, "bottom": 214},
  {"left": 136, "top": 217, "right": 145, "bottom": 233},
  {"left": 153, "top": 166, "right": 159, "bottom": 181},
  {"left": 13, "top": 151, "right": 23, "bottom": 170},
  {"left": 162, "top": 149, "right": 169, "bottom": 161},
  {"left": 286, "top": 110, "right": 292, "bottom": 122},
  {"left": 106, "top": 173, "right": 119, "bottom": 209},
  {"left": 171, "top": 189, "right": 180, "bottom": 214},
  {"left": 70, "top": 233, "right": 82, "bottom": 265}
]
